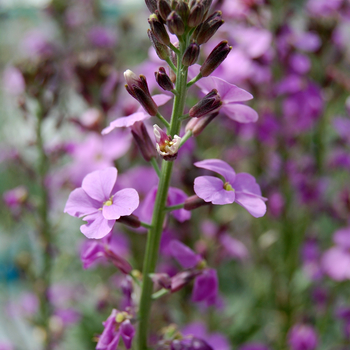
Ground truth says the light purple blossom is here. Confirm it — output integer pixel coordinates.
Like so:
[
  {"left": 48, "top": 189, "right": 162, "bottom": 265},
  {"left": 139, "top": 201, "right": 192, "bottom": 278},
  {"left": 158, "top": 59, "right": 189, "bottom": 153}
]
[
  {"left": 64, "top": 167, "right": 139, "bottom": 239},
  {"left": 192, "top": 268, "right": 218, "bottom": 305},
  {"left": 194, "top": 74, "right": 258, "bottom": 123},
  {"left": 288, "top": 324, "right": 318, "bottom": 350},
  {"left": 239, "top": 344, "right": 270, "bottom": 350},
  {"left": 170, "top": 240, "right": 202, "bottom": 269},
  {"left": 194, "top": 159, "right": 267, "bottom": 218},
  {"left": 102, "top": 94, "right": 172, "bottom": 135}
]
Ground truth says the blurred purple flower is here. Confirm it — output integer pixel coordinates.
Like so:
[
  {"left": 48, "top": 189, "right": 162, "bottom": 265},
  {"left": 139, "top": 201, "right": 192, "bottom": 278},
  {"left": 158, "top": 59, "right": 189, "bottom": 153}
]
[
  {"left": 3, "top": 186, "right": 28, "bottom": 211},
  {"left": 192, "top": 268, "right": 218, "bottom": 305},
  {"left": 219, "top": 234, "right": 249, "bottom": 261},
  {"left": 170, "top": 240, "right": 202, "bottom": 269},
  {"left": 88, "top": 26, "right": 117, "bottom": 48},
  {"left": 194, "top": 159, "right": 266, "bottom": 218},
  {"left": 333, "top": 117, "right": 350, "bottom": 144},
  {"left": 288, "top": 324, "right": 318, "bottom": 350},
  {"left": 239, "top": 344, "right": 270, "bottom": 350},
  {"left": 0, "top": 342, "right": 14, "bottom": 350},
  {"left": 3, "top": 66, "right": 25, "bottom": 95},
  {"left": 64, "top": 167, "right": 139, "bottom": 239}
]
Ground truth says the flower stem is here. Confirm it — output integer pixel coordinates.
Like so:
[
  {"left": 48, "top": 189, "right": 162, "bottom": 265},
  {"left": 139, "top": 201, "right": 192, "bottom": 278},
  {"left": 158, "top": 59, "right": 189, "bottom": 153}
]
[
  {"left": 150, "top": 157, "right": 161, "bottom": 178},
  {"left": 164, "top": 203, "right": 185, "bottom": 211},
  {"left": 137, "top": 40, "right": 189, "bottom": 350}
]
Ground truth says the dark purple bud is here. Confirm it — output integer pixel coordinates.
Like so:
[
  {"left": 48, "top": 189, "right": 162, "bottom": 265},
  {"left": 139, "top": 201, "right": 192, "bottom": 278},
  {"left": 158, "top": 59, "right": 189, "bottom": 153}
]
[
  {"left": 158, "top": 0, "right": 172, "bottom": 21},
  {"left": 167, "top": 11, "right": 185, "bottom": 36},
  {"left": 120, "top": 320, "right": 135, "bottom": 349},
  {"left": 176, "top": 1, "right": 189, "bottom": 23},
  {"left": 185, "top": 112, "right": 219, "bottom": 136},
  {"left": 145, "top": 0, "right": 158, "bottom": 13},
  {"left": 124, "top": 70, "right": 158, "bottom": 116},
  {"left": 191, "top": 338, "right": 214, "bottom": 350},
  {"left": 131, "top": 121, "right": 157, "bottom": 161},
  {"left": 150, "top": 273, "right": 172, "bottom": 289},
  {"left": 188, "top": 0, "right": 205, "bottom": 27},
  {"left": 183, "top": 194, "right": 212, "bottom": 209},
  {"left": 116, "top": 214, "right": 141, "bottom": 228},
  {"left": 193, "top": 11, "right": 224, "bottom": 45},
  {"left": 148, "top": 14, "right": 170, "bottom": 46},
  {"left": 121, "top": 276, "right": 133, "bottom": 299},
  {"left": 200, "top": 40, "right": 232, "bottom": 77},
  {"left": 201, "top": 0, "right": 213, "bottom": 18},
  {"left": 189, "top": 89, "right": 221, "bottom": 118},
  {"left": 104, "top": 248, "right": 133, "bottom": 274},
  {"left": 155, "top": 67, "right": 174, "bottom": 91},
  {"left": 182, "top": 42, "right": 200, "bottom": 66},
  {"left": 147, "top": 29, "right": 170, "bottom": 60},
  {"left": 171, "top": 270, "right": 198, "bottom": 292}
]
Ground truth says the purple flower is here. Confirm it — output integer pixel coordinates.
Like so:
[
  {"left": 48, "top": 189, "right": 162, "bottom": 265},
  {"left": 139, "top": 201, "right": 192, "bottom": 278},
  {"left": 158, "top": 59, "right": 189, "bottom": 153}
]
[
  {"left": 192, "top": 268, "right": 218, "bottom": 305},
  {"left": 194, "top": 159, "right": 266, "bottom": 218},
  {"left": 96, "top": 309, "right": 135, "bottom": 350},
  {"left": 194, "top": 74, "right": 258, "bottom": 123},
  {"left": 239, "top": 344, "right": 270, "bottom": 350},
  {"left": 64, "top": 167, "right": 139, "bottom": 239},
  {"left": 170, "top": 240, "right": 203, "bottom": 269},
  {"left": 287, "top": 324, "right": 318, "bottom": 350}
]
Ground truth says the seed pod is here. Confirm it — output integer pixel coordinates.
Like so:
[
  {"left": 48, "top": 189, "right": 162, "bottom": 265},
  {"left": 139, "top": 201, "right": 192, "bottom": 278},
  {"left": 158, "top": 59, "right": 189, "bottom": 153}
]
[
  {"left": 184, "top": 195, "right": 211, "bottom": 210},
  {"left": 189, "top": 89, "right": 222, "bottom": 118},
  {"left": 182, "top": 42, "right": 200, "bottom": 66},
  {"left": 157, "top": 0, "right": 172, "bottom": 21},
  {"left": 166, "top": 11, "right": 185, "bottom": 36},
  {"left": 148, "top": 14, "right": 170, "bottom": 46},
  {"left": 155, "top": 67, "right": 174, "bottom": 91},
  {"left": 147, "top": 29, "right": 170, "bottom": 60},
  {"left": 193, "top": 11, "right": 224, "bottom": 45},
  {"left": 200, "top": 40, "right": 232, "bottom": 77},
  {"left": 185, "top": 111, "right": 219, "bottom": 136}
]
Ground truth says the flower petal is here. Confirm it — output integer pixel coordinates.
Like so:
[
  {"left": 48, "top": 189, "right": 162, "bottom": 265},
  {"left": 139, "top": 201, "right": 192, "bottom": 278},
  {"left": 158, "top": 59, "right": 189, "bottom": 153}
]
[
  {"left": 233, "top": 173, "right": 262, "bottom": 196},
  {"left": 102, "top": 112, "right": 149, "bottom": 135},
  {"left": 194, "top": 159, "right": 236, "bottom": 184},
  {"left": 80, "top": 212, "right": 114, "bottom": 239},
  {"left": 102, "top": 188, "right": 139, "bottom": 220},
  {"left": 168, "top": 187, "right": 191, "bottom": 222},
  {"left": 170, "top": 240, "right": 202, "bottom": 269},
  {"left": 82, "top": 167, "right": 117, "bottom": 202},
  {"left": 322, "top": 247, "right": 350, "bottom": 281},
  {"left": 64, "top": 188, "right": 100, "bottom": 217},
  {"left": 221, "top": 103, "right": 259, "bottom": 123},
  {"left": 120, "top": 320, "right": 135, "bottom": 349},
  {"left": 235, "top": 192, "right": 266, "bottom": 218},
  {"left": 151, "top": 93, "right": 172, "bottom": 106},
  {"left": 194, "top": 176, "right": 235, "bottom": 205},
  {"left": 192, "top": 268, "right": 218, "bottom": 305}
]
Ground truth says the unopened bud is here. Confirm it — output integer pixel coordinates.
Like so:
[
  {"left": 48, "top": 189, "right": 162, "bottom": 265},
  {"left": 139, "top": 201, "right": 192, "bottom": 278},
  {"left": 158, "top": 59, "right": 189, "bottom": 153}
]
[
  {"left": 145, "top": 0, "right": 158, "bottom": 13},
  {"left": 155, "top": 67, "right": 174, "bottom": 91},
  {"left": 158, "top": 0, "right": 172, "bottom": 21},
  {"left": 171, "top": 270, "right": 199, "bottom": 292},
  {"left": 150, "top": 273, "right": 171, "bottom": 289},
  {"left": 116, "top": 214, "right": 141, "bottom": 228},
  {"left": 175, "top": 1, "right": 189, "bottom": 23},
  {"left": 124, "top": 70, "right": 158, "bottom": 116},
  {"left": 104, "top": 249, "right": 133, "bottom": 274},
  {"left": 131, "top": 121, "right": 157, "bottom": 161},
  {"left": 167, "top": 11, "right": 185, "bottom": 36},
  {"left": 154, "top": 124, "right": 181, "bottom": 161},
  {"left": 184, "top": 195, "right": 211, "bottom": 210},
  {"left": 147, "top": 29, "right": 170, "bottom": 61},
  {"left": 148, "top": 14, "right": 170, "bottom": 46},
  {"left": 185, "top": 111, "right": 219, "bottom": 136},
  {"left": 188, "top": 0, "right": 205, "bottom": 27},
  {"left": 200, "top": 40, "right": 232, "bottom": 77},
  {"left": 201, "top": 0, "right": 213, "bottom": 18},
  {"left": 189, "top": 89, "right": 221, "bottom": 118},
  {"left": 193, "top": 11, "right": 224, "bottom": 45},
  {"left": 182, "top": 42, "right": 200, "bottom": 66}
]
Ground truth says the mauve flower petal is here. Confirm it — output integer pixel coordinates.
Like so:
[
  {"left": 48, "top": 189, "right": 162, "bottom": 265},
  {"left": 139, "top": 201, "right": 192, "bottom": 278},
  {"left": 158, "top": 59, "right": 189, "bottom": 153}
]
[
  {"left": 233, "top": 173, "right": 262, "bottom": 196},
  {"left": 192, "top": 268, "right": 218, "bottom": 304},
  {"left": 102, "top": 112, "right": 149, "bottom": 134},
  {"left": 322, "top": 247, "right": 350, "bottom": 281},
  {"left": 81, "top": 240, "right": 105, "bottom": 269},
  {"left": 333, "top": 227, "right": 350, "bottom": 249},
  {"left": 64, "top": 188, "right": 100, "bottom": 217},
  {"left": 194, "top": 176, "right": 235, "bottom": 205},
  {"left": 120, "top": 320, "right": 135, "bottom": 349},
  {"left": 106, "top": 333, "right": 120, "bottom": 350},
  {"left": 235, "top": 192, "right": 266, "bottom": 218},
  {"left": 168, "top": 187, "right": 191, "bottom": 222},
  {"left": 194, "top": 159, "right": 236, "bottom": 184},
  {"left": 221, "top": 103, "right": 259, "bottom": 123},
  {"left": 196, "top": 76, "right": 253, "bottom": 102},
  {"left": 102, "top": 188, "right": 139, "bottom": 220},
  {"left": 80, "top": 212, "right": 114, "bottom": 239},
  {"left": 170, "top": 240, "right": 202, "bottom": 269},
  {"left": 151, "top": 93, "right": 172, "bottom": 106},
  {"left": 82, "top": 167, "right": 117, "bottom": 202},
  {"left": 96, "top": 309, "right": 118, "bottom": 349}
]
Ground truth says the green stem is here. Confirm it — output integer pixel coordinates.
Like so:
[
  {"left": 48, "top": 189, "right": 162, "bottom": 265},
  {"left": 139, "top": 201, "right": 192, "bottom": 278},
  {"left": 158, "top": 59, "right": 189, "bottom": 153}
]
[
  {"left": 150, "top": 157, "right": 161, "bottom": 178},
  {"left": 187, "top": 73, "right": 202, "bottom": 88},
  {"left": 152, "top": 288, "right": 170, "bottom": 300},
  {"left": 164, "top": 203, "right": 184, "bottom": 211},
  {"left": 179, "top": 130, "right": 192, "bottom": 148},
  {"left": 140, "top": 221, "right": 153, "bottom": 229},
  {"left": 137, "top": 40, "right": 189, "bottom": 350},
  {"left": 156, "top": 112, "right": 170, "bottom": 129},
  {"left": 165, "top": 57, "right": 177, "bottom": 73},
  {"left": 169, "top": 43, "right": 180, "bottom": 55}
]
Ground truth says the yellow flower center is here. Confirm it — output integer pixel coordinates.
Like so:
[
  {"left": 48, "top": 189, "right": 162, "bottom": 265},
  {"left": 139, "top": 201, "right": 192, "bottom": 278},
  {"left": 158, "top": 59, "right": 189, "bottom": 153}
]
[
  {"left": 104, "top": 198, "right": 113, "bottom": 206},
  {"left": 223, "top": 182, "right": 234, "bottom": 192}
]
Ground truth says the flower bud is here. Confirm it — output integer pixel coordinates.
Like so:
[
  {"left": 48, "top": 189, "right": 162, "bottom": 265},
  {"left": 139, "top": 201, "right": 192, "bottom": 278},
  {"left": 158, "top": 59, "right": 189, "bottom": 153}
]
[
  {"left": 131, "top": 121, "right": 157, "bottom": 161},
  {"left": 148, "top": 14, "right": 170, "bottom": 46},
  {"left": 155, "top": 67, "right": 174, "bottom": 91},
  {"left": 150, "top": 273, "right": 172, "bottom": 289},
  {"left": 116, "top": 214, "right": 141, "bottom": 228},
  {"left": 184, "top": 195, "right": 211, "bottom": 210},
  {"left": 154, "top": 124, "right": 181, "bottom": 161},
  {"left": 145, "top": 0, "right": 158, "bottom": 13},
  {"left": 175, "top": 1, "right": 189, "bottom": 23},
  {"left": 200, "top": 40, "right": 232, "bottom": 77},
  {"left": 158, "top": 0, "right": 172, "bottom": 21},
  {"left": 124, "top": 70, "right": 158, "bottom": 116},
  {"left": 182, "top": 42, "right": 200, "bottom": 66},
  {"left": 201, "top": 0, "right": 213, "bottom": 19},
  {"left": 167, "top": 11, "right": 185, "bottom": 36},
  {"left": 193, "top": 11, "right": 224, "bottom": 45},
  {"left": 185, "top": 111, "right": 219, "bottom": 136},
  {"left": 188, "top": 0, "right": 205, "bottom": 27},
  {"left": 147, "top": 29, "right": 170, "bottom": 60},
  {"left": 104, "top": 248, "right": 133, "bottom": 274},
  {"left": 171, "top": 270, "right": 198, "bottom": 292},
  {"left": 189, "top": 89, "right": 221, "bottom": 118}
]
